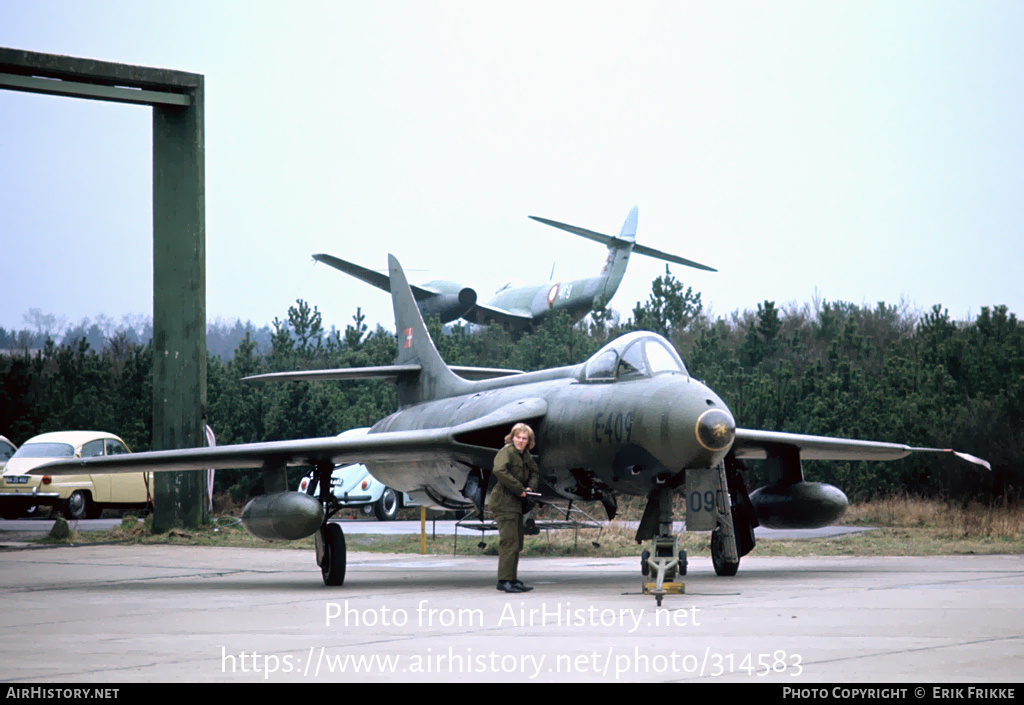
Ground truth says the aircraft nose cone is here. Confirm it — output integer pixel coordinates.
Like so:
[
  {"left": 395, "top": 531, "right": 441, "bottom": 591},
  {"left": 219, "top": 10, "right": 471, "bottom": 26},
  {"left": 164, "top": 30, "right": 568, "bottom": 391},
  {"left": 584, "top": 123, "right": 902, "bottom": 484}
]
[{"left": 695, "top": 407, "right": 736, "bottom": 452}]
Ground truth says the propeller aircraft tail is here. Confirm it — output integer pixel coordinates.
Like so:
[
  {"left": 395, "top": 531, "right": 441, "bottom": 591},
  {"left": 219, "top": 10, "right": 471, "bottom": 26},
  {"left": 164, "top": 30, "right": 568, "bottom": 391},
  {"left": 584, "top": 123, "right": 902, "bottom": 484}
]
[
  {"left": 528, "top": 206, "right": 716, "bottom": 309},
  {"left": 594, "top": 206, "right": 639, "bottom": 306}
]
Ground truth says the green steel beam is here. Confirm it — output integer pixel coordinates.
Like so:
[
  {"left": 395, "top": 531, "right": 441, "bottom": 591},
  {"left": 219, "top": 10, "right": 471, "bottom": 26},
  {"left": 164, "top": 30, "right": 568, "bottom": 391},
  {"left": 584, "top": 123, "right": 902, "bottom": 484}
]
[
  {"left": 0, "top": 47, "right": 208, "bottom": 530},
  {"left": 151, "top": 85, "right": 207, "bottom": 532},
  {"left": 0, "top": 73, "right": 191, "bottom": 106}
]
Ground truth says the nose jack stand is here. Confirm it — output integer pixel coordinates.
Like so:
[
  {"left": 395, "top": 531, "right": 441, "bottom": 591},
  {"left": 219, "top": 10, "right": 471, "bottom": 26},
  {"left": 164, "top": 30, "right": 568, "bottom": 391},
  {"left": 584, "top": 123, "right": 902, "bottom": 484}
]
[
  {"left": 641, "top": 534, "right": 687, "bottom": 606},
  {"left": 639, "top": 487, "right": 687, "bottom": 606}
]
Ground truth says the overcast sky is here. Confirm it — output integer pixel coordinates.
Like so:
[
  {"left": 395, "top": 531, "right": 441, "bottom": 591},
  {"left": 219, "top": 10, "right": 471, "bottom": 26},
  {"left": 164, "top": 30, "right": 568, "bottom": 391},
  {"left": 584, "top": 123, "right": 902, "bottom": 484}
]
[{"left": 2, "top": 1, "right": 1022, "bottom": 339}]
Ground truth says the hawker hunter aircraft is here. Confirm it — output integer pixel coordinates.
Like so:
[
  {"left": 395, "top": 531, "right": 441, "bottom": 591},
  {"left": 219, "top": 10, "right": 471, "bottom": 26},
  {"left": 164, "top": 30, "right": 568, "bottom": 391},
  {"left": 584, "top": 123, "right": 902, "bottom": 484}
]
[
  {"left": 313, "top": 207, "right": 716, "bottom": 332},
  {"left": 32, "top": 255, "right": 988, "bottom": 599}
]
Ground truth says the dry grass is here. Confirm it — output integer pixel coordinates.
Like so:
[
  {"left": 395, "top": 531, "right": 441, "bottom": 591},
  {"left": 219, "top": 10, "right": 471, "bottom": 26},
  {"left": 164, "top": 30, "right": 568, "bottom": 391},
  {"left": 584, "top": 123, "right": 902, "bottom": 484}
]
[
  {"left": 368, "top": 497, "right": 1024, "bottom": 558},
  {"left": 14, "top": 496, "right": 1023, "bottom": 557},
  {"left": 841, "top": 495, "right": 1023, "bottom": 541}
]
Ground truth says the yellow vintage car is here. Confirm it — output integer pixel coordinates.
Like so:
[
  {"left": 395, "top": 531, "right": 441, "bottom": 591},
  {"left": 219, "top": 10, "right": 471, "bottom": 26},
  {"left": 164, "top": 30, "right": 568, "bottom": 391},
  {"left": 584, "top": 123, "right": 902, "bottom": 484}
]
[{"left": 0, "top": 431, "right": 151, "bottom": 520}]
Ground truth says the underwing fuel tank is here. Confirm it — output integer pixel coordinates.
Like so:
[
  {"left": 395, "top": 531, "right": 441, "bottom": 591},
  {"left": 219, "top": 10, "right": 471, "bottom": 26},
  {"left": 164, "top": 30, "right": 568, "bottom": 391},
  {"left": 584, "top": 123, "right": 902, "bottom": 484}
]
[
  {"left": 748, "top": 481, "right": 849, "bottom": 530},
  {"left": 241, "top": 491, "right": 325, "bottom": 541}
]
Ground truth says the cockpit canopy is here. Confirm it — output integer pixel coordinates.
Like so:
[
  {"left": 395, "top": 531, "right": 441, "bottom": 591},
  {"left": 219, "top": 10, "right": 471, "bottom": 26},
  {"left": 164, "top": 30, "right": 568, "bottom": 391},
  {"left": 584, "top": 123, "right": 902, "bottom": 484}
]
[
  {"left": 582, "top": 331, "right": 689, "bottom": 382},
  {"left": 494, "top": 279, "right": 524, "bottom": 295}
]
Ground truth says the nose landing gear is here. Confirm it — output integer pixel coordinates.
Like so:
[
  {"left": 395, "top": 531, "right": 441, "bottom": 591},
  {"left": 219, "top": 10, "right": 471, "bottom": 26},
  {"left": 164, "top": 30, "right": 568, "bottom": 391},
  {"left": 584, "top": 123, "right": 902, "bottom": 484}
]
[
  {"left": 637, "top": 486, "right": 687, "bottom": 606},
  {"left": 637, "top": 461, "right": 744, "bottom": 605}
]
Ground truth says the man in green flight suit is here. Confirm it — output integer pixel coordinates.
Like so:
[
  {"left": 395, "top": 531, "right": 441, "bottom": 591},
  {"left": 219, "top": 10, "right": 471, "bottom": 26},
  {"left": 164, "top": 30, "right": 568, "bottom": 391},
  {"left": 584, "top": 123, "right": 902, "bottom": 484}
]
[{"left": 488, "top": 423, "right": 540, "bottom": 593}]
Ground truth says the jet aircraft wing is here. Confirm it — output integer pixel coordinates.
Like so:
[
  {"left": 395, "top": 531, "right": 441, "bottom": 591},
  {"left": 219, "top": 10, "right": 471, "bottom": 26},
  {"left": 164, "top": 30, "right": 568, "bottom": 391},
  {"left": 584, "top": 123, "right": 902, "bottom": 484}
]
[
  {"left": 630, "top": 243, "right": 718, "bottom": 272},
  {"left": 313, "top": 254, "right": 442, "bottom": 302},
  {"left": 242, "top": 364, "right": 523, "bottom": 383},
  {"left": 29, "top": 428, "right": 460, "bottom": 476},
  {"left": 732, "top": 428, "right": 991, "bottom": 469},
  {"left": 460, "top": 301, "right": 535, "bottom": 328},
  {"left": 528, "top": 215, "right": 718, "bottom": 272},
  {"left": 30, "top": 398, "right": 549, "bottom": 477}
]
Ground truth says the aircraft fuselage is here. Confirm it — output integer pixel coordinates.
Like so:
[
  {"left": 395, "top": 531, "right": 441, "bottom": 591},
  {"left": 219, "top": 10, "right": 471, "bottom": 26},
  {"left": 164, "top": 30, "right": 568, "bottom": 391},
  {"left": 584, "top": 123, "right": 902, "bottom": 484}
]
[
  {"left": 367, "top": 366, "right": 734, "bottom": 508},
  {"left": 487, "top": 275, "right": 605, "bottom": 321}
]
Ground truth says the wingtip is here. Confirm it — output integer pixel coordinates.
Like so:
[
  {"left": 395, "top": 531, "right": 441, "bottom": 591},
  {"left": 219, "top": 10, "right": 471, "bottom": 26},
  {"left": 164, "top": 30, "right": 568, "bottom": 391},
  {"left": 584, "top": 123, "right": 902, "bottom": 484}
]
[
  {"left": 918, "top": 447, "right": 992, "bottom": 470},
  {"left": 951, "top": 450, "right": 992, "bottom": 471}
]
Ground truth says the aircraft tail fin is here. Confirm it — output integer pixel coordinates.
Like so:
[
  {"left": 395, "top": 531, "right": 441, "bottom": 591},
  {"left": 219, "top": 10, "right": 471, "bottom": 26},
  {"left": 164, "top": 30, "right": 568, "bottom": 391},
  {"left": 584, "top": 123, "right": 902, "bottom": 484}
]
[
  {"left": 528, "top": 206, "right": 715, "bottom": 306},
  {"left": 529, "top": 207, "right": 639, "bottom": 306},
  {"left": 597, "top": 206, "right": 640, "bottom": 303},
  {"left": 528, "top": 206, "right": 716, "bottom": 272},
  {"left": 388, "top": 254, "right": 472, "bottom": 406},
  {"left": 617, "top": 205, "right": 639, "bottom": 242},
  {"left": 529, "top": 206, "right": 638, "bottom": 249}
]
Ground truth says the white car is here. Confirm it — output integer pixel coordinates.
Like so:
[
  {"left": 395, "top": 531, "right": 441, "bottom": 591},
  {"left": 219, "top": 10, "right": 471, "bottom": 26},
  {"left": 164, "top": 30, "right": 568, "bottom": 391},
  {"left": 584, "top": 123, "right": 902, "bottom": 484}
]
[
  {"left": 0, "top": 436, "right": 15, "bottom": 471},
  {"left": 295, "top": 428, "right": 417, "bottom": 521}
]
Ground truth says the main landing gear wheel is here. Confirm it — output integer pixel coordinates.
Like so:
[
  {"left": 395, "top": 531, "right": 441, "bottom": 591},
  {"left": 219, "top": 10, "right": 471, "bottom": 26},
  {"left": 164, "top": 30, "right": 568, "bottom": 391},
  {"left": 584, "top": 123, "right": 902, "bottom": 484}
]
[
  {"left": 318, "top": 523, "right": 347, "bottom": 586},
  {"left": 711, "top": 527, "right": 739, "bottom": 577}
]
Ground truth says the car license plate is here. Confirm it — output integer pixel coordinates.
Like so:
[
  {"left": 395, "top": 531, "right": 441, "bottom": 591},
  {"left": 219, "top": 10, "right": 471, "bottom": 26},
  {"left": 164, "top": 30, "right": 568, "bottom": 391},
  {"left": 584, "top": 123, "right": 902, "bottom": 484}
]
[{"left": 4, "top": 476, "right": 28, "bottom": 484}]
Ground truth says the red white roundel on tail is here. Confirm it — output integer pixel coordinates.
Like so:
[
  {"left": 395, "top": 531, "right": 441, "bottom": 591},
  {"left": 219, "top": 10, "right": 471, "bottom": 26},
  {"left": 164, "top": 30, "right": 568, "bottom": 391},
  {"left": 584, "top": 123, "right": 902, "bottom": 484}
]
[
  {"left": 547, "top": 283, "right": 560, "bottom": 307},
  {"left": 403, "top": 327, "right": 414, "bottom": 348}
]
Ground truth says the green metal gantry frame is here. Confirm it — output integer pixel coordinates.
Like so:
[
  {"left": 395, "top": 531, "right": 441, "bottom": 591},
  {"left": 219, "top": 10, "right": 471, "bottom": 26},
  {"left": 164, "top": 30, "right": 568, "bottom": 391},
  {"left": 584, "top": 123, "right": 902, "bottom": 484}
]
[{"left": 0, "top": 48, "right": 207, "bottom": 530}]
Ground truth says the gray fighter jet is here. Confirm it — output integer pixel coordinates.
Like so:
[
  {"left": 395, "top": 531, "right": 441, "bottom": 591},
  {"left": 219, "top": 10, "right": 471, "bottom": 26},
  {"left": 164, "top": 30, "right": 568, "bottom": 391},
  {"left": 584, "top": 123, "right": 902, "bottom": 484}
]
[
  {"left": 32, "top": 255, "right": 988, "bottom": 600},
  {"left": 313, "top": 207, "right": 716, "bottom": 332}
]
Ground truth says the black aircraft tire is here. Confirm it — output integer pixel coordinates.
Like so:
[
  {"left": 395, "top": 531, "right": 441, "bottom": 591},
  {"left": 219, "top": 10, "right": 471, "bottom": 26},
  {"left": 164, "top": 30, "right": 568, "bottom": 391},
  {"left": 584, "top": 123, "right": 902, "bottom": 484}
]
[
  {"left": 711, "top": 527, "right": 739, "bottom": 577},
  {"left": 321, "top": 523, "right": 347, "bottom": 586}
]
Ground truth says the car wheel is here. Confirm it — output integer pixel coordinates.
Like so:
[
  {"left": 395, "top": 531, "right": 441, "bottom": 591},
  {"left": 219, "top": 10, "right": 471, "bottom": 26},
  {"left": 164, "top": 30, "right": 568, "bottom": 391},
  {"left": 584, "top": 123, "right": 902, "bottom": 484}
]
[
  {"left": 63, "top": 490, "right": 93, "bottom": 521},
  {"left": 373, "top": 488, "right": 399, "bottom": 521}
]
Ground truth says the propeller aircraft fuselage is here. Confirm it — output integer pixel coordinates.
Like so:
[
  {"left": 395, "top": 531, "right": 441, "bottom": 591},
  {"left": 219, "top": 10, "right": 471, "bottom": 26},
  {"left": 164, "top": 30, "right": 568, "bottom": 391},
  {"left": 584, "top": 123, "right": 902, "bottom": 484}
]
[{"left": 31, "top": 253, "right": 988, "bottom": 599}]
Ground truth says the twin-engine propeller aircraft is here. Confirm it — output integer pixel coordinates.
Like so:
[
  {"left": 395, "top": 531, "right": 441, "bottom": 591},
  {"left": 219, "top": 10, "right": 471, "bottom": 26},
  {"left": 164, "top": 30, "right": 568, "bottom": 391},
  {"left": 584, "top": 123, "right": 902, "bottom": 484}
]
[
  {"left": 313, "top": 207, "right": 716, "bottom": 332},
  {"left": 32, "top": 255, "right": 988, "bottom": 598}
]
